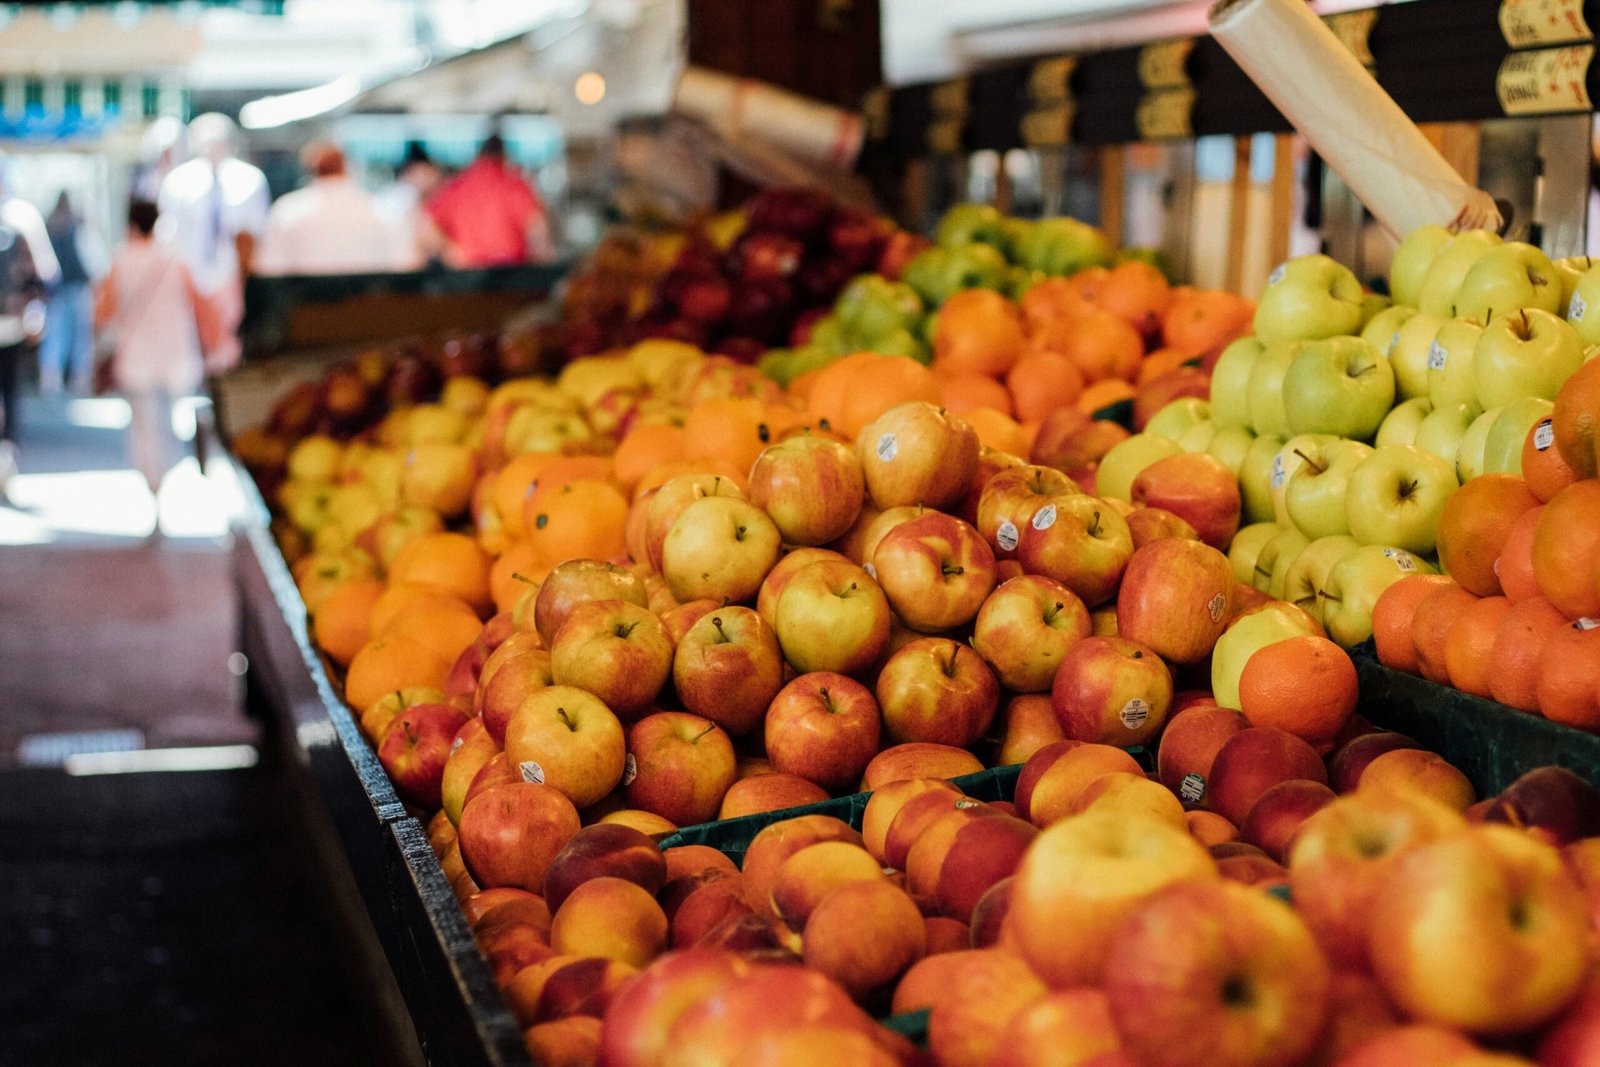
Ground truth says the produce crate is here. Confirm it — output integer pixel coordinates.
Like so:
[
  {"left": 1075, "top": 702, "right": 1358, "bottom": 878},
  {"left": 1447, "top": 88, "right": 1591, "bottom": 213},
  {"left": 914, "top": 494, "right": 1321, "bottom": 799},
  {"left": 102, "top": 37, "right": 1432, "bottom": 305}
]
[{"left": 1352, "top": 641, "right": 1600, "bottom": 794}]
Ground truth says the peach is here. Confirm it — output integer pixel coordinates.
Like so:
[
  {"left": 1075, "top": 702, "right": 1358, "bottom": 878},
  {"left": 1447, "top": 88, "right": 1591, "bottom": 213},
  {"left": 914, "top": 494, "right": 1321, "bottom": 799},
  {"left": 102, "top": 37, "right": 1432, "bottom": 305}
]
[
  {"left": 428, "top": 809, "right": 457, "bottom": 858},
  {"left": 1215, "top": 851, "right": 1289, "bottom": 888},
  {"left": 1154, "top": 703, "right": 1247, "bottom": 807},
  {"left": 1012, "top": 740, "right": 1081, "bottom": 820},
  {"left": 924, "top": 916, "right": 970, "bottom": 955},
  {"left": 768, "top": 841, "right": 884, "bottom": 929},
  {"left": 549, "top": 876, "right": 668, "bottom": 968},
  {"left": 599, "top": 809, "right": 678, "bottom": 835},
  {"left": 737, "top": 756, "right": 773, "bottom": 779},
  {"left": 802, "top": 879, "right": 927, "bottom": 1000},
  {"left": 1538, "top": 969, "right": 1600, "bottom": 1067},
  {"left": 1358, "top": 749, "right": 1476, "bottom": 812},
  {"left": 861, "top": 742, "right": 983, "bottom": 790},
  {"left": 503, "top": 953, "right": 578, "bottom": 1025},
  {"left": 969, "top": 877, "right": 1014, "bottom": 949},
  {"left": 883, "top": 789, "right": 977, "bottom": 870},
  {"left": 662, "top": 964, "right": 886, "bottom": 1067},
  {"left": 1316, "top": 970, "right": 1402, "bottom": 1066},
  {"left": 737, "top": 1026, "right": 902, "bottom": 1067},
  {"left": 892, "top": 949, "right": 981, "bottom": 1014},
  {"left": 670, "top": 878, "right": 755, "bottom": 949},
  {"left": 523, "top": 1015, "right": 602, "bottom": 1067},
  {"left": 927, "top": 948, "right": 1050, "bottom": 1067},
  {"left": 989, "top": 800, "right": 1020, "bottom": 818},
  {"left": 862, "top": 777, "right": 962, "bottom": 862},
  {"left": 458, "top": 781, "right": 582, "bottom": 893},
  {"left": 1206, "top": 727, "right": 1328, "bottom": 827},
  {"left": 479, "top": 923, "right": 556, "bottom": 988},
  {"left": 659, "top": 868, "right": 738, "bottom": 926},
  {"left": 1068, "top": 771, "right": 1187, "bottom": 829},
  {"left": 1328, "top": 731, "right": 1421, "bottom": 793},
  {"left": 472, "top": 894, "right": 553, "bottom": 941},
  {"left": 993, "top": 988, "right": 1122, "bottom": 1067},
  {"left": 906, "top": 806, "right": 1003, "bottom": 900},
  {"left": 996, "top": 693, "right": 1067, "bottom": 766},
  {"left": 465, "top": 886, "right": 541, "bottom": 929},
  {"left": 1023, "top": 743, "right": 1145, "bottom": 827},
  {"left": 717, "top": 772, "right": 829, "bottom": 820},
  {"left": 1334, "top": 1024, "right": 1480, "bottom": 1067},
  {"left": 664, "top": 844, "right": 738, "bottom": 882},
  {"left": 740, "top": 814, "right": 864, "bottom": 912},
  {"left": 1185, "top": 810, "right": 1239, "bottom": 846},
  {"left": 1242, "top": 779, "right": 1337, "bottom": 863},
  {"left": 542, "top": 822, "right": 667, "bottom": 912},
  {"left": 696, "top": 912, "right": 795, "bottom": 955},
  {"left": 535, "top": 955, "right": 638, "bottom": 1022},
  {"left": 596, "top": 948, "right": 749, "bottom": 1067},
  {"left": 935, "top": 814, "right": 1039, "bottom": 924}
]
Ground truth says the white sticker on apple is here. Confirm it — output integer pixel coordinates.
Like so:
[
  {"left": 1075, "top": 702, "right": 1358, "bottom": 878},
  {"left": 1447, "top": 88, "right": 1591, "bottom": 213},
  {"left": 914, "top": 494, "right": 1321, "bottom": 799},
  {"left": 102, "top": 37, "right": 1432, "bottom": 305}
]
[
  {"left": 450, "top": 737, "right": 464, "bottom": 755},
  {"left": 1267, "top": 262, "right": 1287, "bottom": 286},
  {"left": 1571, "top": 293, "right": 1587, "bottom": 323},
  {"left": 1178, "top": 773, "right": 1206, "bottom": 804},
  {"left": 996, "top": 520, "right": 1020, "bottom": 552},
  {"left": 954, "top": 798, "right": 982, "bottom": 809},
  {"left": 1534, "top": 421, "right": 1555, "bottom": 450},
  {"left": 863, "top": 561, "right": 878, "bottom": 580},
  {"left": 622, "top": 753, "right": 638, "bottom": 787},
  {"left": 1382, "top": 547, "right": 1418, "bottom": 572},
  {"left": 1031, "top": 504, "right": 1057, "bottom": 531},
  {"left": 1120, "top": 698, "right": 1149, "bottom": 730},
  {"left": 875, "top": 433, "right": 898, "bottom": 462},
  {"left": 1388, "top": 331, "right": 1400, "bottom": 356},
  {"left": 519, "top": 760, "right": 545, "bottom": 785},
  {"left": 1426, "top": 340, "right": 1447, "bottom": 370},
  {"left": 1578, "top": 618, "right": 1600, "bottom": 630},
  {"left": 1269, "top": 455, "right": 1286, "bottom": 490},
  {"left": 1206, "top": 592, "right": 1226, "bottom": 622}
]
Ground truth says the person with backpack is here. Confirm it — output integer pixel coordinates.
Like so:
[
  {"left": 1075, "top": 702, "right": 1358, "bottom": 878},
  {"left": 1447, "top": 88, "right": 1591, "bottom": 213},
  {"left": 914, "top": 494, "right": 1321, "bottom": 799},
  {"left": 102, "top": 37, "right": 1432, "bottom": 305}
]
[{"left": 0, "top": 157, "right": 60, "bottom": 496}]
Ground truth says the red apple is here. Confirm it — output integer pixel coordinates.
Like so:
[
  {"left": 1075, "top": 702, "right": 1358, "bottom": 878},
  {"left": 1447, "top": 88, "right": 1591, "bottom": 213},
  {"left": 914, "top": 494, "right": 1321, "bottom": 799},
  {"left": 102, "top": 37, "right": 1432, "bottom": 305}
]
[
  {"left": 876, "top": 637, "right": 1000, "bottom": 748},
  {"left": 534, "top": 558, "right": 648, "bottom": 646},
  {"left": 457, "top": 781, "right": 582, "bottom": 892},
  {"left": 378, "top": 702, "right": 470, "bottom": 809},
  {"left": 1051, "top": 635, "right": 1173, "bottom": 748},
  {"left": 956, "top": 445, "right": 1026, "bottom": 527},
  {"left": 1207, "top": 727, "right": 1328, "bottom": 828},
  {"left": 861, "top": 742, "right": 984, "bottom": 791},
  {"left": 597, "top": 949, "right": 750, "bottom": 1067},
  {"left": 748, "top": 434, "right": 866, "bottom": 546},
  {"left": 1031, "top": 409, "right": 1129, "bottom": 482},
  {"left": 1156, "top": 704, "right": 1247, "bottom": 808},
  {"left": 672, "top": 606, "right": 783, "bottom": 736},
  {"left": 624, "top": 711, "right": 738, "bottom": 828},
  {"left": 549, "top": 599, "right": 672, "bottom": 718},
  {"left": 1117, "top": 538, "right": 1234, "bottom": 664},
  {"left": 644, "top": 473, "right": 746, "bottom": 572},
  {"left": 1241, "top": 779, "right": 1336, "bottom": 863},
  {"left": 871, "top": 512, "right": 997, "bottom": 632},
  {"left": 772, "top": 559, "right": 892, "bottom": 675},
  {"left": 661, "top": 496, "right": 782, "bottom": 605},
  {"left": 503, "top": 684, "right": 626, "bottom": 810},
  {"left": 543, "top": 822, "right": 667, "bottom": 912},
  {"left": 755, "top": 547, "right": 850, "bottom": 627},
  {"left": 857, "top": 401, "right": 980, "bottom": 511},
  {"left": 1016, "top": 494, "right": 1135, "bottom": 607},
  {"left": 442, "top": 717, "right": 501, "bottom": 826},
  {"left": 973, "top": 574, "right": 1091, "bottom": 693},
  {"left": 994, "top": 693, "right": 1068, "bottom": 766},
  {"left": 1131, "top": 452, "right": 1241, "bottom": 550},
  {"left": 976, "top": 465, "right": 1079, "bottom": 558},
  {"left": 927, "top": 948, "right": 1049, "bottom": 1067},
  {"left": 764, "top": 671, "right": 882, "bottom": 793}
]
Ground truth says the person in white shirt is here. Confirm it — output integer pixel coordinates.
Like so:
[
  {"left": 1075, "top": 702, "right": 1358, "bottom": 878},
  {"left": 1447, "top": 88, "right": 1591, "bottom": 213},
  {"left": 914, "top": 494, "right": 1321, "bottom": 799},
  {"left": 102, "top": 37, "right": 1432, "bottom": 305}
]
[
  {"left": 374, "top": 141, "right": 444, "bottom": 271},
  {"left": 156, "top": 113, "right": 269, "bottom": 370},
  {"left": 254, "top": 142, "right": 401, "bottom": 276},
  {"left": 0, "top": 154, "right": 60, "bottom": 496}
]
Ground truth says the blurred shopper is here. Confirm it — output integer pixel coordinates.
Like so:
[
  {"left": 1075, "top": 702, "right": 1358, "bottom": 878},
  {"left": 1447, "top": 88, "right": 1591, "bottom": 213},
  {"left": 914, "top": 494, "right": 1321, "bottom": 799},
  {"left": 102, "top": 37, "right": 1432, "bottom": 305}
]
[
  {"left": 375, "top": 141, "right": 444, "bottom": 270},
  {"left": 255, "top": 141, "right": 398, "bottom": 276},
  {"left": 426, "top": 134, "right": 553, "bottom": 267},
  {"left": 95, "top": 200, "right": 218, "bottom": 515},
  {"left": 0, "top": 158, "right": 59, "bottom": 496},
  {"left": 40, "top": 193, "right": 99, "bottom": 394},
  {"left": 157, "top": 113, "right": 269, "bottom": 372},
  {"left": 133, "top": 116, "right": 186, "bottom": 202}
]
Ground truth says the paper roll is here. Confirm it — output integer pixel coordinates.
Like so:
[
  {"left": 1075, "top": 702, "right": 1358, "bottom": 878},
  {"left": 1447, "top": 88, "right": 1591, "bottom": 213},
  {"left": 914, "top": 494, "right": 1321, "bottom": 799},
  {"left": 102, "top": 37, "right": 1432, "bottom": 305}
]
[
  {"left": 1210, "top": 0, "right": 1502, "bottom": 237},
  {"left": 672, "top": 67, "right": 865, "bottom": 174}
]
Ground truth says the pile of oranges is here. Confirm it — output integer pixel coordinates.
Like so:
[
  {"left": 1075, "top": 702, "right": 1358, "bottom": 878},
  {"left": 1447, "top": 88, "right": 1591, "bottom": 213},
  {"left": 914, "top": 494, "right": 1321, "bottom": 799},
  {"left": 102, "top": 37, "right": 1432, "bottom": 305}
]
[{"left": 1372, "top": 358, "right": 1600, "bottom": 730}]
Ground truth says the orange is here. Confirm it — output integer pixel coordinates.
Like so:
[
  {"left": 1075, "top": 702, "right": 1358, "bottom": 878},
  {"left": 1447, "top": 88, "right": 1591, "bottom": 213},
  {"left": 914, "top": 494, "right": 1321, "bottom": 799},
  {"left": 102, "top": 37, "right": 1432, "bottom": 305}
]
[
  {"left": 632, "top": 456, "right": 749, "bottom": 501},
  {"left": 1532, "top": 482, "right": 1600, "bottom": 619},
  {"left": 1092, "top": 260, "right": 1172, "bottom": 338},
  {"left": 1442, "top": 595, "right": 1513, "bottom": 698},
  {"left": 294, "top": 551, "right": 377, "bottom": 614},
  {"left": 1161, "top": 288, "right": 1254, "bottom": 358},
  {"left": 1435, "top": 473, "right": 1539, "bottom": 597},
  {"left": 389, "top": 532, "right": 493, "bottom": 614},
  {"left": 490, "top": 541, "right": 550, "bottom": 614},
  {"left": 1410, "top": 580, "right": 1479, "bottom": 684},
  {"left": 1006, "top": 352, "right": 1084, "bottom": 424},
  {"left": 369, "top": 583, "right": 472, "bottom": 636},
  {"left": 312, "top": 579, "right": 385, "bottom": 667},
  {"left": 1236, "top": 634, "right": 1358, "bottom": 748},
  {"left": 1136, "top": 347, "right": 1201, "bottom": 387},
  {"left": 939, "top": 373, "right": 1014, "bottom": 417},
  {"left": 787, "top": 368, "right": 822, "bottom": 402},
  {"left": 525, "top": 478, "right": 630, "bottom": 566},
  {"left": 962, "top": 408, "right": 1031, "bottom": 458},
  {"left": 532, "top": 454, "right": 617, "bottom": 495},
  {"left": 1050, "top": 308, "right": 1145, "bottom": 382},
  {"left": 1488, "top": 596, "right": 1570, "bottom": 711},
  {"left": 379, "top": 597, "right": 483, "bottom": 665},
  {"left": 613, "top": 422, "right": 687, "bottom": 492},
  {"left": 833, "top": 356, "right": 943, "bottom": 442},
  {"left": 1552, "top": 356, "right": 1600, "bottom": 478},
  {"left": 933, "top": 289, "right": 1026, "bottom": 378},
  {"left": 1371, "top": 574, "right": 1455, "bottom": 673},
  {"left": 1069, "top": 266, "right": 1110, "bottom": 303},
  {"left": 1521, "top": 416, "right": 1578, "bottom": 502},
  {"left": 1076, "top": 379, "right": 1136, "bottom": 416},
  {"left": 805, "top": 352, "right": 883, "bottom": 433},
  {"left": 492, "top": 453, "right": 563, "bottom": 539},
  {"left": 1496, "top": 506, "right": 1544, "bottom": 602},
  {"left": 1536, "top": 623, "right": 1600, "bottom": 728},
  {"left": 683, "top": 395, "right": 771, "bottom": 474},
  {"left": 1019, "top": 278, "right": 1091, "bottom": 331},
  {"left": 345, "top": 634, "right": 452, "bottom": 712}
]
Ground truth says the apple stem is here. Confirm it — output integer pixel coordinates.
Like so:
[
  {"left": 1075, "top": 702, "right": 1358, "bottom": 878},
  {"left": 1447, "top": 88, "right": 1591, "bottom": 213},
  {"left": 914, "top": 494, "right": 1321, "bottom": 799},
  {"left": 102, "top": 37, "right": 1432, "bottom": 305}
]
[
  {"left": 511, "top": 572, "right": 538, "bottom": 586},
  {"left": 615, "top": 621, "right": 639, "bottom": 639},
  {"left": 942, "top": 562, "right": 965, "bottom": 577},
  {"left": 712, "top": 615, "right": 731, "bottom": 643},
  {"left": 1089, "top": 511, "right": 1101, "bottom": 537},
  {"left": 557, "top": 706, "right": 578, "bottom": 732},
  {"left": 692, "top": 723, "right": 718, "bottom": 743},
  {"left": 942, "top": 643, "right": 960, "bottom": 677},
  {"left": 757, "top": 422, "right": 770, "bottom": 443},
  {"left": 1044, "top": 601, "right": 1063, "bottom": 623},
  {"left": 1516, "top": 308, "right": 1532, "bottom": 340},
  {"left": 734, "top": 525, "right": 747, "bottom": 542},
  {"left": 818, "top": 686, "right": 834, "bottom": 713},
  {"left": 1398, "top": 478, "right": 1417, "bottom": 500},
  {"left": 1292, "top": 448, "right": 1325, "bottom": 475}
]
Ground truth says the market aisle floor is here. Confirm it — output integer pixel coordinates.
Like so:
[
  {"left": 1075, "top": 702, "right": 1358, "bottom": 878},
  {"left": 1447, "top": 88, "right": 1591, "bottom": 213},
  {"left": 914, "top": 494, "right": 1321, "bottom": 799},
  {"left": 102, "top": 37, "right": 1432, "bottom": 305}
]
[{"left": 0, "top": 393, "right": 374, "bottom": 1065}]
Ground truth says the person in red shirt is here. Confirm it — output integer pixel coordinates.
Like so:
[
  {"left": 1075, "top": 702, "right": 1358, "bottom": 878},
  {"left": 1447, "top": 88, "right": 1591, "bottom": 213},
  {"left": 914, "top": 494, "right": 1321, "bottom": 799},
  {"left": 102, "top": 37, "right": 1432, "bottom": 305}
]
[{"left": 426, "top": 135, "right": 553, "bottom": 268}]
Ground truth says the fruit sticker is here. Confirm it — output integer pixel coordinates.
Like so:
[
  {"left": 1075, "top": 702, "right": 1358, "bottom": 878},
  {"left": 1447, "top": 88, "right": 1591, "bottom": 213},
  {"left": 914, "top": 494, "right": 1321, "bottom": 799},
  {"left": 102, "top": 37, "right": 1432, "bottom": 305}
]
[
  {"left": 1270, "top": 455, "right": 1287, "bottom": 489},
  {"left": 996, "top": 520, "right": 1020, "bottom": 552},
  {"left": 1178, "top": 773, "right": 1206, "bottom": 804},
  {"left": 1032, "top": 503, "right": 1057, "bottom": 531},
  {"left": 863, "top": 561, "right": 878, "bottom": 580},
  {"left": 1427, "top": 340, "right": 1448, "bottom": 370},
  {"left": 1267, "top": 262, "right": 1286, "bottom": 286},
  {"left": 1120, "top": 698, "right": 1150, "bottom": 730},
  {"left": 1534, "top": 420, "right": 1556, "bottom": 450},
  {"left": 954, "top": 798, "right": 982, "bottom": 809},
  {"left": 1388, "top": 331, "right": 1401, "bottom": 356},
  {"left": 1382, "top": 547, "right": 1418, "bottom": 572},
  {"left": 1571, "top": 292, "right": 1587, "bottom": 323},
  {"left": 518, "top": 759, "right": 545, "bottom": 785},
  {"left": 622, "top": 753, "right": 638, "bottom": 786},
  {"left": 1579, "top": 618, "right": 1600, "bottom": 630},
  {"left": 875, "top": 433, "right": 898, "bottom": 462},
  {"left": 450, "top": 736, "right": 464, "bottom": 755},
  {"left": 1207, "top": 593, "right": 1226, "bottom": 622}
]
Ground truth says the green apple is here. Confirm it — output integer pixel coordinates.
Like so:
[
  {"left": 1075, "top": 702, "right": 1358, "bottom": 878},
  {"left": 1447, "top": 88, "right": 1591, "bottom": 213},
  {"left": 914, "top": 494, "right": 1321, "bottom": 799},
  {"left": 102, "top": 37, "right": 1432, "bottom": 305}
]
[
  {"left": 1254, "top": 526, "right": 1311, "bottom": 598},
  {"left": 1095, "top": 433, "right": 1182, "bottom": 503},
  {"left": 1389, "top": 225, "right": 1454, "bottom": 307},
  {"left": 1376, "top": 397, "right": 1434, "bottom": 448},
  {"left": 1413, "top": 402, "right": 1476, "bottom": 466},
  {"left": 1361, "top": 305, "right": 1419, "bottom": 361},
  {"left": 1176, "top": 419, "right": 1218, "bottom": 454},
  {"left": 1284, "top": 439, "right": 1374, "bottom": 539},
  {"left": 1566, "top": 260, "right": 1600, "bottom": 344},
  {"left": 1210, "top": 337, "right": 1263, "bottom": 429},
  {"left": 1206, "top": 424, "right": 1256, "bottom": 475},
  {"left": 1453, "top": 242, "right": 1562, "bottom": 325},
  {"left": 1359, "top": 292, "right": 1392, "bottom": 328},
  {"left": 1417, "top": 229, "right": 1503, "bottom": 317},
  {"left": 1483, "top": 397, "right": 1554, "bottom": 475},
  {"left": 1239, "top": 432, "right": 1285, "bottom": 525},
  {"left": 1011, "top": 217, "right": 1116, "bottom": 276},
  {"left": 1246, "top": 340, "right": 1300, "bottom": 437},
  {"left": 1473, "top": 307, "right": 1586, "bottom": 410},
  {"left": 1282, "top": 336, "right": 1396, "bottom": 440},
  {"left": 1426, "top": 318, "right": 1485, "bottom": 413},
  {"left": 1228, "top": 522, "right": 1281, "bottom": 585},
  {"left": 1283, "top": 534, "right": 1360, "bottom": 624},
  {"left": 1389, "top": 312, "right": 1448, "bottom": 400},
  {"left": 1270, "top": 433, "right": 1338, "bottom": 526},
  {"left": 835, "top": 275, "right": 925, "bottom": 342},
  {"left": 1555, "top": 256, "right": 1594, "bottom": 317},
  {"left": 1455, "top": 406, "right": 1502, "bottom": 483},
  {"left": 1320, "top": 544, "right": 1438, "bottom": 647},
  {"left": 1212, "top": 604, "right": 1318, "bottom": 710},
  {"left": 1145, "top": 398, "right": 1212, "bottom": 440},
  {"left": 1254, "top": 255, "right": 1365, "bottom": 345},
  {"left": 1345, "top": 445, "right": 1459, "bottom": 555},
  {"left": 937, "top": 202, "right": 1007, "bottom": 249}
]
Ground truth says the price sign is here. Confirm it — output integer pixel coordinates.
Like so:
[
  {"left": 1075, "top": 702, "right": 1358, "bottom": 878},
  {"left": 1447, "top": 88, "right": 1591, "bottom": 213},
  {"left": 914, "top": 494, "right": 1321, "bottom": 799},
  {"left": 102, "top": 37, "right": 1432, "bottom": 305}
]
[
  {"left": 1500, "top": 0, "right": 1593, "bottom": 48},
  {"left": 1028, "top": 56, "right": 1077, "bottom": 104},
  {"left": 1021, "top": 102, "right": 1074, "bottom": 147},
  {"left": 1136, "top": 87, "right": 1196, "bottom": 140},
  {"left": 1497, "top": 44, "right": 1594, "bottom": 115},
  {"left": 1138, "top": 39, "right": 1194, "bottom": 90}
]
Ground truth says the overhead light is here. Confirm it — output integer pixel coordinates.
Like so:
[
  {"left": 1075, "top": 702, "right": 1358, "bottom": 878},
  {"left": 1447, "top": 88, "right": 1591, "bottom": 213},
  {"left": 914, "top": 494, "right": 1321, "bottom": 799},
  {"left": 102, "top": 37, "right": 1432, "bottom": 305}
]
[
  {"left": 240, "top": 73, "right": 362, "bottom": 130},
  {"left": 574, "top": 71, "right": 606, "bottom": 106}
]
